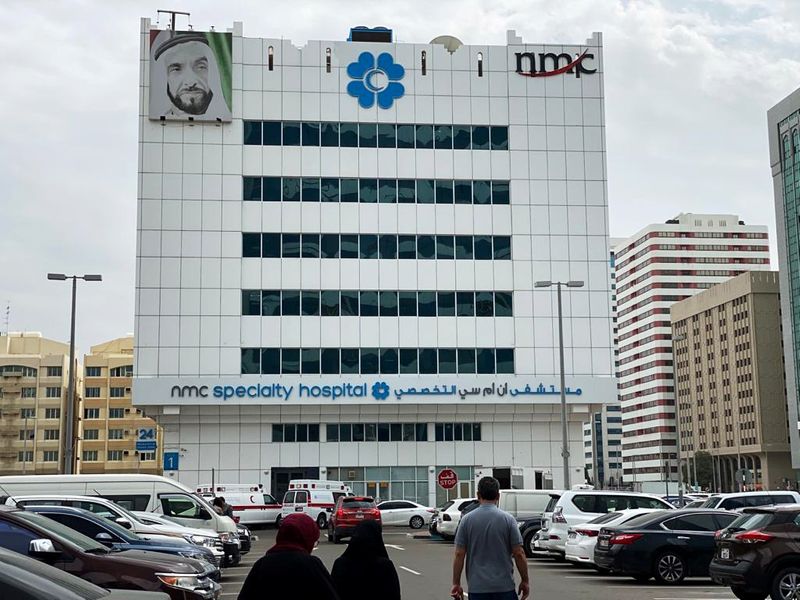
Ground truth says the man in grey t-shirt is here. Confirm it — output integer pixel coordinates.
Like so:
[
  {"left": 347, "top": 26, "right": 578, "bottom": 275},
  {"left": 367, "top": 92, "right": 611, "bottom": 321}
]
[{"left": 451, "top": 477, "right": 530, "bottom": 600}]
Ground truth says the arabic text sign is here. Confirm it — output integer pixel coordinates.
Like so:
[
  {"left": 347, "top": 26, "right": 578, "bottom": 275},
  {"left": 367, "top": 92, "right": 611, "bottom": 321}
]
[{"left": 438, "top": 469, "right": 458, "bottom": 490}]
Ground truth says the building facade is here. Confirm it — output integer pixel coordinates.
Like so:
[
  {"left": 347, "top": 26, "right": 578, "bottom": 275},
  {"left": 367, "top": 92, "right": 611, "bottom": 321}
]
[
  {"left": 79, "top": 336, "right": 162, "bottom": 474},
  {"left": 671, "top": 272, "right": 794, "bottom": 491},
  {"left": 768, "top": 89, "right": 800, "bottom": 470},
  {"left": 614, "top": 214, "right": 770, "bottom": 483},
  {"left": 134, "top": 20, "right": 617, "bottom": 504},
  {"left": 0, "top": 333, "right": 76, "bottom": 474}
]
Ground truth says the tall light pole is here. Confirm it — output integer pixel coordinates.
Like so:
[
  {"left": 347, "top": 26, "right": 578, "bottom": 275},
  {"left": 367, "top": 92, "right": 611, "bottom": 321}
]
[
  {"left": 672, "top": 332, "right": 687, "bottom": 506},
  {"left": 47, "top": 273, "right": 102, "bottom": 475},
  {"left": 535, "top": 280, "right": 584, "bottom": 489}
]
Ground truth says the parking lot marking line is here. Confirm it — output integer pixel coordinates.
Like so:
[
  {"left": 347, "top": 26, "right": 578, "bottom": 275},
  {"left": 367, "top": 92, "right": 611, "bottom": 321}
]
[
  {"left": 399, "top": 566, "right": 422, "bottom": 575},
  {"left": 385, "top": 544, "right": 405, "bottom": 550}
]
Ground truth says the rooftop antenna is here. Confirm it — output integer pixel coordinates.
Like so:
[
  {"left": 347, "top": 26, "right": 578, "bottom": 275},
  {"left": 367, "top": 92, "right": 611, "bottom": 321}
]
[
  {"left": 2, "top": 302, "right": 9, "bottom": 335},
  {"left": 157, "top": 9, "right": 190, "bottom": 31}
]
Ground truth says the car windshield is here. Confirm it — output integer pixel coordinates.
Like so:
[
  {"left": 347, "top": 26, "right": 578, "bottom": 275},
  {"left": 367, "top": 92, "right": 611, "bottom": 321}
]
[
  {"left": 726, "top": 512, "right": 775, "bottom": 532},
  {"left": 0, "top": 550, "right": 108, "bottom": 599},
  {"left": 30, "top": 507, "right": 141, "bottom": 543},
  {"left": 612, "top": 512, "right": 663, "bottom": 529},
  {"left": 588, "top": 512, "right": 623, "bottom": 525},
  {"left": 342, "top": 500, "right": 374, "bottom": 509},
  {"left": 15, "top": 511, "right": 108, "bottom": 553},
  {"left": 700, "top": 497, "right": 721, "bottom": 508},
  {"left": 439, "top": 501, "right": 454, "bottom": 512}
]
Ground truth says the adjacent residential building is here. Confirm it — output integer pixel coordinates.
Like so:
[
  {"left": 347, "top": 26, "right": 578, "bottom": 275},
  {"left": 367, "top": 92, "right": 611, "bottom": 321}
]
[
  {"left": 0, "top": 333, "right": 77, "bottom": 474},
  {"left": 768, "top": 89, "right": 800, "bottom": 470},
  {"left": 614, "top": 214, "right": 770, "bottom": 483},
  {"left": 671, "top": 272, "right": 794, "bottom": 491},
  {"left": 79, "top": 336, "right": 162, "bottom": 474}
]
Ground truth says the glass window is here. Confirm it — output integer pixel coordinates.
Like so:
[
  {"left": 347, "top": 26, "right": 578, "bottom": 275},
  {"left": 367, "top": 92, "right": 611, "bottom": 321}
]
[
  {"left": 455, "top": 236, "right": 473, "bottom": 259},
  {"left": 283, "top": 177, "right": 300, "bottom": 202},
  {"left": 419, "top": 348, "right": 437, "bottom": 374},
  {"left": 339, "top": 423, "right": 352, "bottom": 442},
  {"left": 399, "top": 291, "right": 417, "bottom": 316},
  {"left": 340, "top": 290, "right": 359, "bottom": 316},
  {"left": 243, "top": 233, "right": 261, "bottom": 257},
  {"left": 473, "top": 180, "right": 491, "bottom": 205},
  {"left": 282, "top": 234, "right": 301, "bottom": 258},
  {"left": 452, "top": 125, "right": 471, "bottom": 149},
  {"left": 241, "top": 348, "right": 260, "bottom": 374},
  {"left": 491, "top": 126, "right": 509, "bottom": 150},
  {"left": 398, "top": 235, "right": 417, "bottom": 259},
  {"left": 380, "top": 348, "right": 399, "bottom": 374},
  {"left": 320, "top": 122, "right": 339, "bottom": 146},
  {"left": 438, "top": 292, "right": 455, "bottom": 316},
  {"left": 242, "top": 290, "right": 261, "bottom": 315},
  {"left": 302, "top": 178, "right": 320, "bottom": 202},
  {"left": 473, "top": 424, "right": 481, "bottom": 441},
  {"left": 297, "top": 424, "right": 309, "bottom": 443},
  {"left": 454, "top": 180, "right": 472, "bottom": 204},
  {"left": 302, "top": 122, "right": 320, "bottom": 146},
  {"left": 476, "top": 291, "right": 494, "bottom": 316},
  {"left": 397, "top": 124, "right": 415, "bottom": 148},
  {"left": 439, "top": 349, "right": 457, "bottom": 374},
  {"left": 400, "top": 349, "right": 418, "bottom": 374},
  {"left": 365, "top": 423, "right": 377, "bottom": 442},
  {"left": 282, "top": 121, "right": 301, "bottom": 146},
  {"left": 390, "top": 423, "right": 403, "bottom": 441},
  {"left": 320, "top": 234, "right": 339, "bottom": 258},
  {"left": 418, "top": 291, "right": 436, "bottom": 316},
  {"left": 361, "top": 348, "right": 379, "bottom": 374},
  {"left": 321, "top": 178, "right": 339, "bottom": 202},
  {"left": 301, "top": 234, "right": 320, "bottom": 258},
  {"left": 398, "top": 179, "right": 415, "bottom": 203},
  {"left": 359, "top": 179, "right": 378, "bottom": 203},
  {"left": 302, "top": 348, "right": 320, "bottom": 374},
  {"left": 436, "top": 235, "right": 455, "bottom": 259},
  {"left": 321, "top": 348, "right": 340, "bottom": 374},
  {"left": 379, "top": 179, "right": 397, "bottom": 203},
  {"left": 477, "top": 348, "right": 495, "bottom": 374},
  {"left": 435, "top": 180, "right": 454, "bottom": 204},
  {"left": 495, "top": 292, "right": 513, "bottom": 316},
  {"left": 272, "top": 424, "right": 284, "bottom": 442},
  {"left": 321, "top": 290, "right": 339, "bottom": 316},
  {"left": 443, "top": 423, "right": 454, "bottom": 441},
  {"left": 281, "top": 349, "right": 300, "bottom": 374},
  {"left": 340, "top": 235, "right": 359, "bottom": 258},
  {"left": 378, "top": 423, "right": 390, "bottom": 441},
  {"left": 243, "top": 120, "right": 262, "bottom": 145},
  {"left": 243, "top": 176, "right": 261, "bottom": 201},
  {"left": 380, "top": 291, "right": 398, "bottom": 316},
  {"left": 352, "top": 423, "right": 365, "bottom": 442},
  {"left": 263, "top": 121, "right": 281, "bottom": 145},
  {"left": 282, "top": 290, "right": 300, "bottom": 315},
  {"left": 458, "top": 349, "right": 476, "bottom": 373},
  {"left": 340, "top": 178, "right": 359, "bottom": 202},
  {"left": 494, "top": 236, "right": 511, "bottom": 260},
  {"left": 340, "top": 122, "right": 358, "bottom": 147},
  {"left": 663, "top": 514, "right": 718, "bottom": 532},
  {"left": 261, "top": 233, "right": 280, "bottom": 258},
  {"left": 416, "top": 124, "right": 434, "bottom": 149},
  {"left": 434, "top": 125, "right": 453, "bottom": 149},
  {"left": 496, "top": 349, "right": 514, "bottom": 374},
  {"left": 360, "top": 291, "right": 379, "bottom": 316},
  {"left": 472, "top": 125, "right": 490, "bottom": 150},
  {"left": 327, "top": 424, "right": 339, "bottom": 442},
  {"left": 263, "top": 177, "right": 281, "bottom": 201},
  {"left": 378, "top": 124, "right": 396, "bottom": 148},
  {"left": 417, "top": 179, "right": 435, "bottom": 204},
  {"left": 457, "top": 292, "right": 475, "bottom": 316},
  {"left": 360, "top": 234, "right": 378, "bottom": 259},
  {"left": 416, "top": 423, "right": 428, "bottom": 441},
  {"left": 379, "top": 234, "right": 397, "bottom": 259},
  {"left": 492, "top": 181, "right": 510, "bottom": 204},
  {"left": 359, "top": 123, "right": 377, "bottom": 148},
  {"left": 301, "top": 291, "right": 320, "bottom": 316},
  {"left": 417, "top": 236, "right": 435, "bottom": 259},
  {"left": 261, "top": 348, "right": 280, "bottom": 374},
  {"left": 474, "top": 236, "right": 493, "bottom": 260}
]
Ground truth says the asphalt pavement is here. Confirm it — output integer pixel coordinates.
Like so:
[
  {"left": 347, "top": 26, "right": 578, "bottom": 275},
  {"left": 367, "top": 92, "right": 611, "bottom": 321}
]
[{"left": 221, "top": 529, "right": 740, "bottom": 600}]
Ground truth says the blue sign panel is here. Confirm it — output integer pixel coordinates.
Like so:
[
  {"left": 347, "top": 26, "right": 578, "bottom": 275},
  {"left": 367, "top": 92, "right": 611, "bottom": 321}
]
[
  {"left": 136, "top": 440, "right": 157, "bottom": 452},
  {"left": 164, "top": 452, "right": 180, "bottom": 470},
  {"left": 346, "top": 52, "right": 405, "bottom": 109}
]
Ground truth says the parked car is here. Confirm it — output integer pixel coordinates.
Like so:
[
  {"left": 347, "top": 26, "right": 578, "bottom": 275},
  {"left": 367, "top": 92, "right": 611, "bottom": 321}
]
[
  {"left": 684, "top": 499, "right": 707, "bottom": 509},
  {"left": 237, "top": 523, "right": 252, "bottom": 554},
  {"left": 699, "top": 491, "right": 800, "bottom": 511},
  {"left": 496, "top": 490, "right": 560, "bottom": 558},
  {"left": 541, "top": 490, "right": 674, "bottom": 560},
  {"left": 26, "top": 505, "right": 221, "bottom": 575},
  {"left": 0, "top": 545, "right": 170, "bottom": 600},
  {"left": 197, "top": 484, "right": 282, "bottom": 527},
  {"left": 564, "top": 509, "right": 661, "bottom": 569},
  {"left": 376, "top": 500, "right": 434, "bottom": 529},
  {"left": 0, "top": 505, "right": 220, "bottom": 599},
  {"left": 594, "top": 509, "right": 738, "bottom": 584},
  {"left": 327, "top": 496, "right": 381, "bottom": 543},
  {"left": 435, "top": 498, "right": 478, "bottom": 541},
  {"left": 711, "top": 505, "right": 800, "bottom": 600},
  {"left": 282, "top": 480, "right": 351, "bottom": 529}
]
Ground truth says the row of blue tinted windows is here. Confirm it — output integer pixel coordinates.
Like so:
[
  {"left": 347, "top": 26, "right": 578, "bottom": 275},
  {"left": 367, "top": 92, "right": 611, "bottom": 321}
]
[
  {"left": 243, "top": 121, "right": 509, "bottom": 150},
  {"left": 243, "top": 177, "right": 509, "bottom": 204},
  {"left": 242, "top": 233, "right": 511, "bottom": 260},
  {"left": 242, "top": 289, "right": 513, "bottom": 317},
  {"left": 241, "top": 347, "right": 515, "bottom": 375}
]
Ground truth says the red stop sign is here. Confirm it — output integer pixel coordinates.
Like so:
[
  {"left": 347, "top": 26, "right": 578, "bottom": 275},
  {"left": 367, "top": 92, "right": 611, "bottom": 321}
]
[{"left": 437, "top": 469, "right": 458, "bottom": 490}]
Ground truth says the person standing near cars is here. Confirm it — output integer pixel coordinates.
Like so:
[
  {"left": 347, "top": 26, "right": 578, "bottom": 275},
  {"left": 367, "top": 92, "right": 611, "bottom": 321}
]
[
  {"left": 331, "top": 520, "right": 401, "bottom": 600},
  {"left": 451, "top": 477, "right": 530, "bottom": 600},
  {"left": 238, "top": 512, "right": 340, "bottom": 600}
]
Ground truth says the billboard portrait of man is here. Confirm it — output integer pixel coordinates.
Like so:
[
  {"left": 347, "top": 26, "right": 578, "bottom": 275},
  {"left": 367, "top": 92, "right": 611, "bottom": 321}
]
[{"left": 149, "top": 29, "right": 232, "bottom": 122}]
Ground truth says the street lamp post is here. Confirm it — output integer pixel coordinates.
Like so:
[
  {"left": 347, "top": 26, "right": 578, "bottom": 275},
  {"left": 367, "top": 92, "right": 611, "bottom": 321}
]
[
  {"left": 535, "top": 280, "right": 584, "bottom": 490},
  {"left": 47, "top": 273, "right": 102, "bottom": 475},
  {"left": 672, "top": 332, "right": 687, "bottom": 506}
]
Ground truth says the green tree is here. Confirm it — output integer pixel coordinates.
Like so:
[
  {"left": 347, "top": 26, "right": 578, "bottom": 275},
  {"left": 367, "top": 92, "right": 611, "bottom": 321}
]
[{"left": 682, "top": 451, "right": 713, "bottom": 490}]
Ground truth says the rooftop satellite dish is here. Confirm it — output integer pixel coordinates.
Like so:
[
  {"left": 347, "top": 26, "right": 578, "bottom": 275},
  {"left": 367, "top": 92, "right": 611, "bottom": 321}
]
[{"left": 430, "top": 35, "right": 463, "bottom": 54}]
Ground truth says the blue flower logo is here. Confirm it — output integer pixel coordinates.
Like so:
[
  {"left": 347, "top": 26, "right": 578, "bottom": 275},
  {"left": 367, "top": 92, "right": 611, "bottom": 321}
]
[
  {"left": 347, "top": 52, "right": 405, "bottom": 109},
  {"left": 371, "top": 381, "right": 390, "bottom": 401}
]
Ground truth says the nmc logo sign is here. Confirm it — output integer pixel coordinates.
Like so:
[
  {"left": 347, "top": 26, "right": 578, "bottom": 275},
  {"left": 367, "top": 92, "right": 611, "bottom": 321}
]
[{"left": 514, "top": 49, "right": 596, "bottom": 78}]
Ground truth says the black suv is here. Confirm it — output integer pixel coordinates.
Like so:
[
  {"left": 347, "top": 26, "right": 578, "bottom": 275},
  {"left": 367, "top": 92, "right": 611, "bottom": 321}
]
[{"left": 711, "top": 506, "right": 800, "bottom": 600}]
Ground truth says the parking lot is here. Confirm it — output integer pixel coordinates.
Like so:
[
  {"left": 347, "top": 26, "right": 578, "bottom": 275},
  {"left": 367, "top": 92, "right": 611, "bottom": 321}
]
[{"left": 221, "top": 529, "right": 739, "bottom": 600}]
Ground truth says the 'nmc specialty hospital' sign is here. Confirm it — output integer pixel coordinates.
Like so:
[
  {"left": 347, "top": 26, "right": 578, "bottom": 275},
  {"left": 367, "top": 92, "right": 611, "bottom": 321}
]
[{"left": 514, "top": 50, "right": 596, "bottom": 78}]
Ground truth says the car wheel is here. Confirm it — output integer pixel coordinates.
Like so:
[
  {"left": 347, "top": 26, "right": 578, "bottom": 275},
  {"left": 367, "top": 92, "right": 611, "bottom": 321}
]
[
  {"left": 275, "top": 515, "right": 282, "bottom": 527},
  {"left": 409, "top": 516, "right": 424, "bottom": 529},
  {"left": 654, "top": 552, "right": 686, "bottom": 584},
  {"left": 316, "top": 513, "right": 327, "bottom": 529},
  {"left": 772, "top": 567, "right": 800, "bottom": 600},
  {"left": 731, "top": 587, "right": 766, "bottom": 600},
  {"left": 523, "top": 529, "right": 538, "bottom": 558}
]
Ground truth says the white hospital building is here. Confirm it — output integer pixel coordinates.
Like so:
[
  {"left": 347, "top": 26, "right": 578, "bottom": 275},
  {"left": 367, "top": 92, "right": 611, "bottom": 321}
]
[{"left": 134, "top": 19, "right": 616, "bottom": 505}]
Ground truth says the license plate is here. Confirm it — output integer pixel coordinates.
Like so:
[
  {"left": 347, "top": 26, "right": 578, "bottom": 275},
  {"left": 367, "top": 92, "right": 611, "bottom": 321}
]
[
  {"left": 355, "top": 513, "right": 364, "bottom": 519},
  {"left": 598, "top": 538, "right": 608, "bottom": 548},
  {"left": 720, "top": 547, "right": 730, "bottom": 560},
  {"left": 568, "top": 532, "right": 577, "bottom": 539}
]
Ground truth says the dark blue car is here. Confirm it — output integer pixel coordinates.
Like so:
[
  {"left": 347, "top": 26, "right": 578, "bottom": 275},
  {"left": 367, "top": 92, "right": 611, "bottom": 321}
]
[{"left": 26, "top": 505, "right": 220, "bottom": 581}]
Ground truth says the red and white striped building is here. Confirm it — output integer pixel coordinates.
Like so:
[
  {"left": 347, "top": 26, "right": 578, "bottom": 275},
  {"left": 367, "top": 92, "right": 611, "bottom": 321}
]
[{"left": 613, "top": 214, "right": 770, "bottom": 483}]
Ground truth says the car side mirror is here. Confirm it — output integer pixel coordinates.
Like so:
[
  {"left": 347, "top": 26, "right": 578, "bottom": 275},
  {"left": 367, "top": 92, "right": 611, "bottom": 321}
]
[
  {"left": 29, "top": 539, "right": 60, "bottom": 560},
  {"left": 115, "top": 517, "right": 132, "bottom": 530},
  {"left": 95, "top": 532, "right": 114, "bottom": 544}
]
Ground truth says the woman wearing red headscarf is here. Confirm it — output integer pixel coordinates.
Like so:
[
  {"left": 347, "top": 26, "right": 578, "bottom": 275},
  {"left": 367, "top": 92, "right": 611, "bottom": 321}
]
[{"left": 238, "top": 513, "right": 340, "bottom": 600}]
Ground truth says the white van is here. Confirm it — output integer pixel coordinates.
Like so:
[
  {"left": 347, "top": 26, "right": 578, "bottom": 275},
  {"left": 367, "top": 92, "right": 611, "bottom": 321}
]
[
  {"left": 281, "top": 480, "right": 352, "bottom": 528},
  {"left": 197, "top": 483, "right": 282, "bottom": 526},
  {"left": 699, "top": 490, "right": 800, "bottom": 510}
]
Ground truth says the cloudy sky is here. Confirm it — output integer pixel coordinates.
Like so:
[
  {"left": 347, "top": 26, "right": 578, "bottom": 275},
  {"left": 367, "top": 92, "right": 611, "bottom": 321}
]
[{"left": 1, "top": 0, "right": 798, "bottom": 353}]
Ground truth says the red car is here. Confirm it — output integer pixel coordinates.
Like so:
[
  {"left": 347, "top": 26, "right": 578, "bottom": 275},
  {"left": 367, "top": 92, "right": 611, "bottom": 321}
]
[{"left": 327, "top": 496, "right": 381, "bottom": 543}]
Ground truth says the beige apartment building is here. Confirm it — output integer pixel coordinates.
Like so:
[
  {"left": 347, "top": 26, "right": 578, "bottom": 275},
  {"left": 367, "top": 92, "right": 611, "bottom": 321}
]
[
  {"left": 671, "top": 272, "right": 794, "bottom": 491},
  {"left": 79, "top": 336, "right": 162, "bottom": 474},
  {"left": 0, "top": 333, "right": 77, "bottom": 474}
]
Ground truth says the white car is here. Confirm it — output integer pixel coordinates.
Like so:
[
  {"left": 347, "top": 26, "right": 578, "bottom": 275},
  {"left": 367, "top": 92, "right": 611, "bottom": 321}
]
[
  {"left": 435, "top": 498, "right": 478, "bottom": 540},
  {"left": 564, "top": 509, "right": 660, "bottom": 568},
  {"left": 698, "top": 490, "right": 800, "bottom": 510},
  {"left": 376, "top": 500, "right": 434, "bottom": 529}
]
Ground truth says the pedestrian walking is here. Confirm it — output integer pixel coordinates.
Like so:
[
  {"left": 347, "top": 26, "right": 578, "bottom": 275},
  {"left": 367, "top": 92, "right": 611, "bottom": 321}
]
[
  {"left": 331, "top": 520, "right": 401, "bottom": 600},
  {"left": 213, "top": 496, "right": 234, "bottom": 519},
  {"left": 451, "top": 477, "right": 530, "bottom": 600},
  {"left": 238, "top": 512, "right": 340, "bottom": 600}
]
